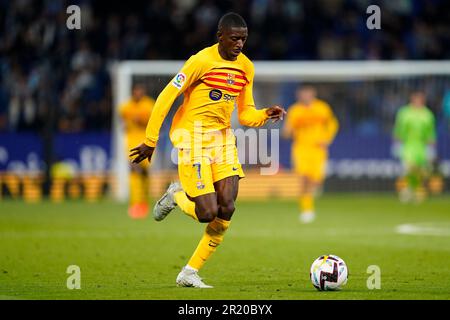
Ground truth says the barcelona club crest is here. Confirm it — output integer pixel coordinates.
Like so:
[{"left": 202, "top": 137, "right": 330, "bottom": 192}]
[{"left": 226, "top": 73, "right": 235, "bottom": 86}]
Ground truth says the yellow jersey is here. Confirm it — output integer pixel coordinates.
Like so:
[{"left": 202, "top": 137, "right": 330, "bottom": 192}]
[
  {"left": 285, "top": 99, "right": 339, "bottom": 149},
  {"left": 120, "top": 96, "right": 154, "bottom": 135},
  {"left": 144, "top": 43, "right": 269, "bottom": 149}
]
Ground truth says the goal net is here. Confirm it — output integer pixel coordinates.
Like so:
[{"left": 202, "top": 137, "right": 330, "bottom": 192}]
[{"left": 111, "top": 61, "right": 450, "bottom": 201}]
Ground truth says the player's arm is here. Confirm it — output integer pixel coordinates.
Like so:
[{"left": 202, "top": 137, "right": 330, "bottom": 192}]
[
  {"left": 237, "top": 63, "right": 286, "bottom": 127},
  {"left": 425, "top": 109, "right": 437, "bottom": 162},
  {"left": 119, "top": 103, "right": 132, "bottom": 130},
  {"left": 391, "top": 107, "right": 406, "bottom": 159},
  {"left": 130, "top": 56, "right": 203, "bottom": 163},
  {"left": 324, "top": 104, "right": 339, "bottom": 144},
  {"left": 426, "top": 110, "right": 437, "bottom": 144},
  {"left": 281, "top": 105, "right": 295, "bottom": 139},
  {"left": 136, "top": 98, "right": 155, "bottom": 127},
  {"left": 119, "top": 104, "right": 127, "bottom": 120},
  {"left": 129, "top": 85, "right": 180, "bottom": 163},
  {"left": 393, "top": 107, "right": 405, "bottom": 142}
]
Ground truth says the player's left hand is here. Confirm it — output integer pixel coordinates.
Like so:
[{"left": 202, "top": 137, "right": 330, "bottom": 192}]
[
  {"left": 130, "top": 143, "right": 155, "bottom": 164},
  {"left": 266, "top": 106, "right": 287, "bottom": 123}
]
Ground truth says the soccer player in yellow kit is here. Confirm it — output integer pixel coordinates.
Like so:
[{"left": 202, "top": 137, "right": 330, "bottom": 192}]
[
  {"left": 119, "top": 83, "right": 154, "bottom": 219},
  {"left": 130, "top": 13, "right": 286, "bottom": 288},
  {"left": 283, "top": 85, "right": 338, "bottom": 223}
]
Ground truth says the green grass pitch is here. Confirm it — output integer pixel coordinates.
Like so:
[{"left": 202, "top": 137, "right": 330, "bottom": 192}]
[{"left": 1, "top": 194, "right": 449, "bottom": 300}]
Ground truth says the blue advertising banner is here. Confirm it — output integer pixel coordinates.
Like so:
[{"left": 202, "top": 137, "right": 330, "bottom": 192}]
[
  {"left": 53, "top": 133, "right": 111, "bottom": 173},
  {"left": 0, "top": 131, "right": 448, "bottom": 177},
  {"left": 0, "top": 133, "right": 43, "bottom": 172},
  {"left": 0, "top": 133, "right": 111, "bottom": 173}
]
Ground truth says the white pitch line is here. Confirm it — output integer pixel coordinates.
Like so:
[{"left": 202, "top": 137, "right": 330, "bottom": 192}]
[
  {"left": 0, "top": 295, "right": 24, "bottom": 300},
  {"left": 395, "top": 222, "right": 450, "bottom": 237}
]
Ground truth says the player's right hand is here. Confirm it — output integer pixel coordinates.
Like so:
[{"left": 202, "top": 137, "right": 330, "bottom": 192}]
[
  {"left": 130, "top": 143, "right": 155, "bottom": 164},
  {"left": 266, "top": 105, "right": 287, "bottom": 123}
]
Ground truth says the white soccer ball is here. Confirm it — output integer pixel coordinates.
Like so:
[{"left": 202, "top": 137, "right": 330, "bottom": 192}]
[{"left": 310, "top": 254, "right": 348, "bottom": 291}]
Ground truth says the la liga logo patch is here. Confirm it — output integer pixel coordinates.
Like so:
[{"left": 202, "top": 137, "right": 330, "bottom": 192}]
[{"left": 172, "top": 72, "right": 186, "bottom": 89}]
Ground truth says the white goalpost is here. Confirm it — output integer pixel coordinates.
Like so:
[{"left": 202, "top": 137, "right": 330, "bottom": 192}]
[{"left": 111, "top": 61, "right": 450, "bottom": 201}]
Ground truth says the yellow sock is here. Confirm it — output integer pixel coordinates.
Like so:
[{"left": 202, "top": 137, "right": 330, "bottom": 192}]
[
  {"left": 299, "top": 194, "right": 314, "bottom": 212},
  {"left": 187, "top": 217, "right": 230, "bottom": 270},
  {"left": 129, "top": 171, "right": 145, "bottom": 205},
  {"left": 174, "top": 191, "right": 198, "bottom": 221}
]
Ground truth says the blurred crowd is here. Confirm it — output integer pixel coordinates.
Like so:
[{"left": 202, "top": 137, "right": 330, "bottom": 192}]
[{"left": 0, "top": 0, "right": 449, "bottom": 133}]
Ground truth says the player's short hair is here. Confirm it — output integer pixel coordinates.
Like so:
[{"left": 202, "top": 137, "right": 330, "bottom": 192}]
[
  {"left": 298, "top": 84, "right": 316, "bottom": 92},
  {"left": 132, "top": 83, "right": 145, "bottom": 90},
  {"left": 218, "top": 12, "right": 247, "bottom": 31},
  {"left": 410, "top": 90, "right": 425, "bottom": 96}
]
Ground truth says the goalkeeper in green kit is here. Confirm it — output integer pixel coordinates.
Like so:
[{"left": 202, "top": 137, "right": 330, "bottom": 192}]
[{"left": 393, "top": 91, "right": 436, "bottom": 203}]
